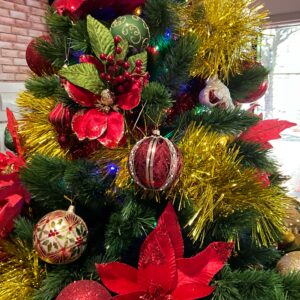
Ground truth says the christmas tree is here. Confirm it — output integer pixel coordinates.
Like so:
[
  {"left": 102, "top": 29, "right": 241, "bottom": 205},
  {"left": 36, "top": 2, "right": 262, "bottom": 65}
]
[{"left": 1, "top": 0, "right": 300, "bottom": 299}]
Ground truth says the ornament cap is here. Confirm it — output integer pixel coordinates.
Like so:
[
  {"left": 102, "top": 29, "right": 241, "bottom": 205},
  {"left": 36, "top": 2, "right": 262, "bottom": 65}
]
[
  {"left": 67, "top": 205, "right": 76, "bottom": 214},
  {"left": 152, "top": 129, "right": 160, "bottom": 136}
]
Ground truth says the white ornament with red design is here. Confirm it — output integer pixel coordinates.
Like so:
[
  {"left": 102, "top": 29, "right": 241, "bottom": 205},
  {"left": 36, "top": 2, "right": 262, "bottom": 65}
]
[{"left": 33, "top": 205, "right": 88, "bottom": 264}]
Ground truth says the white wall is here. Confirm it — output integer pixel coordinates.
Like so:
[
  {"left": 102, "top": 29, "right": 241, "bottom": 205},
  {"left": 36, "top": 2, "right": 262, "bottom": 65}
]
[{"left": 0, "top": 82, "right": 24, "bottom": 152}]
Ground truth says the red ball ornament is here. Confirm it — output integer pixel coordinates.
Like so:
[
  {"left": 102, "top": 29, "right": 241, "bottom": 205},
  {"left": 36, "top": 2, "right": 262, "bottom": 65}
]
[
  {"left": 237, "top": 80, "right": 269, "bottom": 103},
  {"left": 56, "top": 280, "right": 111, "bottom": 300},
  {"left": 26, "top": 35, "right": 54, "bottom": 76},
  {"left": 128, "top": 131, "right": 183, "bottom": 191},
  {"left": 33, "top": 205, "right": 88, "bottom": 264}
]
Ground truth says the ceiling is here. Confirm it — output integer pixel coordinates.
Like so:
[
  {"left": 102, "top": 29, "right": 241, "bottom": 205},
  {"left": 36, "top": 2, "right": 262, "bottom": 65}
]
[
  {"left": 263, "top": 0, "right": 300, "bottom": 24},
  {"left": 263, "top": 0, "right": 300, "bottom": 15}
]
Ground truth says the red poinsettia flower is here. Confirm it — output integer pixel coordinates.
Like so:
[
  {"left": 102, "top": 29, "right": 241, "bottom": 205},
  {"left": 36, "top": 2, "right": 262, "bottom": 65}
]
[
  {"left": 0, "top": 109, "right": 30, "bottom": 238},
  {"left": 65, "top": 79, "right": 142, "bottom": 149},
  {"left": 96, "top": 203, "right": 233, "bottom": 300}
]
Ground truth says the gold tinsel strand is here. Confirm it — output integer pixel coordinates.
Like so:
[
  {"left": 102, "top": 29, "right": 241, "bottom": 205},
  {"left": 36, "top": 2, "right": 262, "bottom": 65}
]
[
  {"left": 179, "top": 0, "right": 268, "bottom": 80},
  {"left": 166, "top": 124, "right": 289, "bottom": 246},
  {"left": 17, "top": 92, "right": 69, "bottom": 159},
  {"left": 0, "top": 238, "right": 45, "bottom": 300}
]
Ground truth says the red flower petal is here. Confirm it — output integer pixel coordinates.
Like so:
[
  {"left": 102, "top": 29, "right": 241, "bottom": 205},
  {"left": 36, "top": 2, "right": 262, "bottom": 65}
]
[
  {"left": 98, "top": 111, "right": 125, "bottom": 149},
  {"left": 96, "top": 262, "right": 142, "bottom": 295},
  {"left": 79, "top": 55, "right": 104, "bottom": 73},
  {"left": 138, "top": 225, "right": 177, "bottom": 294},
  {"left": 176, "top": 242, "right": 233, "bottom": 288},
  {"left": 64, "top": 81, "right": 101, "bottom": 108},
  {"left": 138, "top": 206, "right": 178, "bottom": 293},
  {"left": 72, "top": 109, "right": 107, "bottom": 141},
  {"left": 172, "top": 283, "right": 214, "bottom": 300},
  {"left": 116, "top": 81, "right": 142, "bottom": 111},
  {"left": 239, "top": 119, "right": 297, "bottom": 149},
  {"left": 113, "top": 292, "right": 145, "bottom": 300},
  {"left": 156, "top": 202, "right": 184, "bottom": 259}
]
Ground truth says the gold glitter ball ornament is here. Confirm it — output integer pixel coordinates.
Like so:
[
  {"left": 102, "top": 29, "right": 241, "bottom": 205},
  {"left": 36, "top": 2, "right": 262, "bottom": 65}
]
[{"left": 277, "top": 251, "right": 300, "bottom": 275}]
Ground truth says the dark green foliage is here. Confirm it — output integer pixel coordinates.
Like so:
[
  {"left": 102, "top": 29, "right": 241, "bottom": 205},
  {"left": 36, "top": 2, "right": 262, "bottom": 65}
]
[
  {"left": 20, "top": 155, "right": 114, "bottom": 216},
  {"left": 35, "top": 35, "right": 68, "bottom": 69},
  {"left": 33, "top": 254, "right": 113, "bottom": 300},
  {"left": 281, "top": 272, "right": 300, "bottom": 300},
  {"left": 13, "top": 217, "right": 35, "bottom": 247},
  {"left": 153, "top": 34, "right": 200, "bottom": 93},
  {"left": 70, "top": 20, "right": 91, "bottom": 52},
  {"left": 205, "top": 210, "right": 258, "bottom": 245},
  {"left": 228, "top": 64, "right": 269, "bottom": 101},
  {"left": 104, "top": 197, "right": 156, "bottom": 258},
  {"left": 144, "top": 0, "right": 179, "bottom": 37},
  {"left": 213, "top": 267, "right": 285, "bottom": 300},
  {"left": 33, "top": 267, "right": 75, "bottom": 300},
  {"left": 45, "top": 7, "right": 72, "bottom": 36},
  {"left": 230, "top": 140, "right": 277, "bottom": 173},
  {"left": 25, "top": 75, "right": 60, "bottom": 98},
  {"left": 167, "top": 107, "right": 260, "bottom": 142},
  {"left": 141, "top": 82, "right": 173, "bottom": 125}
]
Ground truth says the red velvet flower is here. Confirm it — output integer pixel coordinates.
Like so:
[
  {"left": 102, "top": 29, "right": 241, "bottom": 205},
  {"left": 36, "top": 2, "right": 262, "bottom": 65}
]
[
  {"left": 66, "top": 80, "right": 142, "bottom": 149},
  {"left": 96, "top": 203, "right": 233, "bottom": 300}
]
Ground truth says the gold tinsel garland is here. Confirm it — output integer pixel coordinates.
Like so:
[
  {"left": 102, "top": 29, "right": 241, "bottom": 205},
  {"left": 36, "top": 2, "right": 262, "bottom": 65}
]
[
  {"left": 115, "top": 125, "right": 289, "bottom": 246},
  {"left": 179, "top": 0, "right": 268, "bottom": 80},
  {"left": 17, "top": 92, "right": 68, "bottom": 159},
  {"left": 0, "top": 238, "right": 45, "bottom": 300}
]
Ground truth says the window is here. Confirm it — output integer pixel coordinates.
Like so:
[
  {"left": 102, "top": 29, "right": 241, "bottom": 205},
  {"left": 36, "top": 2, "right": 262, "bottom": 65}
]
[{"left": 258, "top": 24, "right": 300, "bottom": 199}]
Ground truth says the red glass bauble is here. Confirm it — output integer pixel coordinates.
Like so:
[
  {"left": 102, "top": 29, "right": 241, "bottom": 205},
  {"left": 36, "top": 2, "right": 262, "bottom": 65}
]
[
  {"left": 128, "top": 131, "right": 183, "bottom": 191},
  {"left": 52, "top": 0, "right": 144, "bottom": 20},
  {"left": 237, "top": 80, "right": 269, "bottom": 103},
  {"left": 26, "top": 35, "right": 54, "bottom": 76},
  {"left": 56, "top": 280, "right": 111, "bottom": 300}
]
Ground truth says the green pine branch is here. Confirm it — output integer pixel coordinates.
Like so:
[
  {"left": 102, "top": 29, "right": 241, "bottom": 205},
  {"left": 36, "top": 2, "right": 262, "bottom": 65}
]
[
  {"left": 229, "top": 140, "right": 278, "bottom": 174},
  {"left": 104, "top": 196, "right": 156, "bottom": 258},
  {"left": 153, "top": 34, "right": 200, "bottom": 94},
  {"left": 35, "top": 34, "right": 68, "bottom": 69},
  {"left": 144, "top": 0, "right": 180, "bottom": 37},
  {"left": 45, "top": 7, "right": 72, "bottom": 36},
  {"left": 141, "top": 82, "right": 173, "bottom": 126},
  {"left": 20, "top": 155, "right": 114, "bottom": 217}
]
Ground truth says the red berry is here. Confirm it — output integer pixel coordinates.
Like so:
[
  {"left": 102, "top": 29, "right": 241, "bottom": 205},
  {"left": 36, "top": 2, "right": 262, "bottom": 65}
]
[
  {"left": 117, "top": 85, "right": 125, "bottom": 93},
  {"left": 123, "top": 61, "right": 130, "bottom": 69},
  {"left": 124, "top": 71, "right": 131, "bottom": 79},
  {"left": 100, "top": 72, "right": 106, "bottom": 80},
  {"left": 114, "top": 65, "right": 119, "bottom": 72},
  {"left": 100, "top": 53, "right": 107, "bottom": 60},
  {"left": 114, "top": 35, "right": 122, "bottom": 44},
  {"left": 105, "top": 74, "right": 112, "bottom": 81},
  {"left": 135, "top": 59, "right": 143, "bottom": 67},
  {"left": 115, "top": 47, "right": 122, "bottom": 54},
  {"left": 136, "top": 67, "right": 142, "bottom": 74},
  {"left": 116, "top": 75, "right": 125, "bottom": 83},
  {"left": 108, "top": 66, "right": 115, "bottom": 74},
  {"left": 107, "top": 55, "right": 115, "bottom": 64},
  {"left": 117, "top": 59, "right": 124, "bottom": 66}
]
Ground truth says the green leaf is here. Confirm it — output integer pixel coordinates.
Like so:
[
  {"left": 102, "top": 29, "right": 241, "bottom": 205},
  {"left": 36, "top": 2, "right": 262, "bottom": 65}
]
[
  {"left": 87, "top": 15, "right": 114, "bottom": 58},
  {"left": 59, "top": 63, "right": 105, "bottom": 94},
  {"left": 128, "top": 51, "right": 148, "bottom": 73},
  {"left": 116, "top": 39, "right": 129, "bottom": 60}
]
